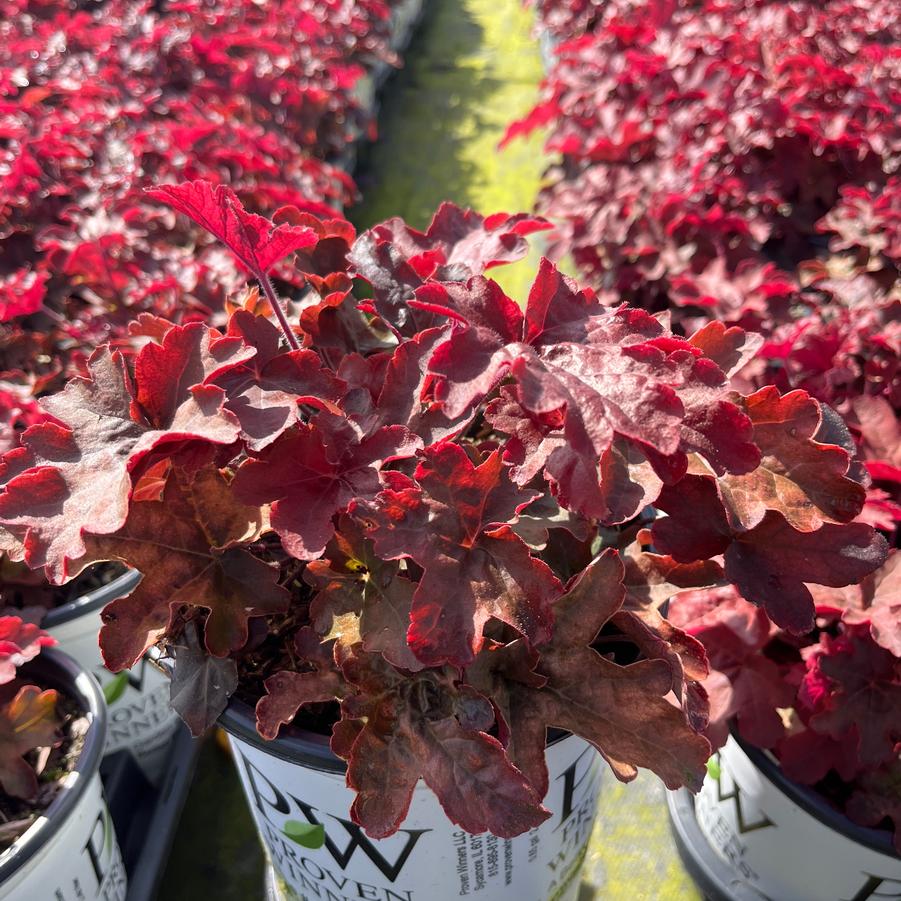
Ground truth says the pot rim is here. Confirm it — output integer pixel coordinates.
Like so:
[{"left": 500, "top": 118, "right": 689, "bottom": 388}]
[
  {"left": 41, "top": 569, "right": 141, "bottom": 630},
  {"left": 732, "top": 731, "right": 899, "bottom": 859},
  {"left": 219, "top": 696, "right": 573, "bottom": 775},
  {"left": 0, "top": 646, "right": 108, "bottom": 884}
]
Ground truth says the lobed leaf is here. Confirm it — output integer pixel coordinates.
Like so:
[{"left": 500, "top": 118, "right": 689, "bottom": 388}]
[
  {"left": 93, "top": 467, "right": 289, "bottom": 671},
  {"left": 146, "top": 181, "right": 318, "bottom": 281}
]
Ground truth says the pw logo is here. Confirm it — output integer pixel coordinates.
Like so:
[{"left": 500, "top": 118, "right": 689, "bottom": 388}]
[{"left": 239, "top": 751, "right": 431, "bottom": 882}]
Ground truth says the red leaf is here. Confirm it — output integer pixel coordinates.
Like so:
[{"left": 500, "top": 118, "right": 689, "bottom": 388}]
[
  {"left": 0, "top": 269, "right": 47, "bottom": 322},
  {"left": 469, "top": 551, "right": 711, "bottom": 797},
  {"left": 717, "top": 389, "right": 866, "bottom": 531},
  {"left": 0, "top": 685, "right": 59, "bottom": 799},
  {"left": 146, "top": 181, "right": 318, "bottom": 279},
  {"left": 256, "top": 629, "right": 347, "bottom": 741},
  {"left": 348, "top": 204, "right": 549, "bottom": 335},
  {"left": 94, "top": 467, "right": 289, "bottom": 670},
  {"left": 218, "top": 310, "right": 345, "bottom": 449},
  {"left": 845, "top": 760, "right": 901, "bottom": 854},
  {"left": 726, "top": 513, "right": 888, "bottom": 635},
  {"left": 687, "top": 321, "right": 763, "bottom": 378},
  {"left": 0, "top": 616, "right": 55, "bottom": 686},
  {"left": 305, "top": 517, "right": 423, "bottom": 672},
  {"left": 339, "top": 649, "right": 549, "bottom": 839},
  {"left": 670, "top": 587, "right": 793, "bottom": 748},
  {"left": 841, "top": 551, "right": 901, "bottom": 656},
  {"left": 234, "top": 416, "right": 420, "bottom": 561},
  {"left": 426, "top": 270, "right": 758, "bottom": 512},
  {"left": 810, "top": 632, "right": 901, "bottom": 768},
  {"left": 0, "top": 325, "right": 245, "bottom": 582},
  {"left": 357, "top": 443, "right": 560, "bottom": 666},
  {"left": 653, "top": 477, "right": 888, "bottom": 633}
]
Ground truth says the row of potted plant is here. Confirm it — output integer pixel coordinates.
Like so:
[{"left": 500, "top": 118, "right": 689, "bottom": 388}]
[
  {"left": 0, "top": 0, "right": 420, "bottom": 783},
  {"left": 0, "top": 176, "right": 890, "bottom": 899},
  {"left": 509, "top": 0, "right": 900, "bottom": 896},
  {"left": 0, "top": 0, "right": 408, "bottom": 425},
  {"left": 506, "top": 0, "right": 899, "bottom": 523}
]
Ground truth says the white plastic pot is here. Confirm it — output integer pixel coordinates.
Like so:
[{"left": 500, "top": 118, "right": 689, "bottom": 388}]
[
  {"left": 691, "top": 734, "right": 901, "bottom": 901},
  {"left": 44, "top": 570, "right": 179, "bottom": 783},
  {"left": 0, "top": 647, "right": 127, "bottom": 901},
  {"left": 221, "top": 701, "right": 603, "bottom": 901}
]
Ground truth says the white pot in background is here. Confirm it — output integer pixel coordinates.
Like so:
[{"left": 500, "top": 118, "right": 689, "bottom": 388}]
[
  {"left": 0, "top": 648, "right": 127, "bottom": 901},
  {"left": 222, "top": 701, "right": 602, "bottom": 901},
  {"left": 694, "top": 735, "right": 901, "bottom": 901},
  {"left": 44, "top": 570, "right": 179, "bottom": 783}
]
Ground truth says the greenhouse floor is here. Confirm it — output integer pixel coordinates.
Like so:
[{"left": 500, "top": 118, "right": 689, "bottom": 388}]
[{"left": 162, "top": 1, "right": 702, "bottom": 897}]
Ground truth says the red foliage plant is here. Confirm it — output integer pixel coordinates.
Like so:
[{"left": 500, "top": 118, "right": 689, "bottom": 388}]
[
  {"left": 0, "top": 0, "right": 403, "bottom": 437},
  {"left": 0, "top": 180, "right": 889, "bottom": 838},
  {"left": 671, "top": 550, "right": 901, "bottom": 851},
  {"left": 0, "top": 0, "right": 410, "bottom": 609},
  {"left": 518, "top": 0, "right": 901, "bottom": 850},
  {"left": 509, "top": 0, "right": 901, "bottom": 531},
  {"left": 521, "top": 0, "right": 901, "bottom": 850},
  {"left": 0, "top": 617, "right": 59, "bottom": 801}
]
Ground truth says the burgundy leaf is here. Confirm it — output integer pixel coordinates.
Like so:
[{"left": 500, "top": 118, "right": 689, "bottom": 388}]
[
  {"left": 338, "top": 650, "right": 549, "bottom": 839},
  {"left": 810, "top": 632, "right": 901, "bottom": 768},
  {"left": 717, "top": 388, "right": 866, "bottom": 531},
  {"left": 0, "top": 325, "right": 246, "bottom": 581},
  {"left": 469, "top": 551, "right": 711, "bottom": 797},
  {"left": 0, "top": 616, "right": 55, "bottom": 686},
  {"left": 0, "top": 685, "right": 59, "bottom": 800},
  {"left": 305, "top": 517, "right": 423, "bottom": 671},
  {"left": 234, "top": 417, "right": 420, "bottom": 561},
  {"left": 218, "top": 310, "right": 345, "bottom": 449},
  {"left": 146, "top": 181, "right": 318, "bottom": 279},
  {"left": 357, "top": 443, "right": 559, "bottom": 666},
  {"left": 93, "top": 467, "right": 288, "bottom": 671}
]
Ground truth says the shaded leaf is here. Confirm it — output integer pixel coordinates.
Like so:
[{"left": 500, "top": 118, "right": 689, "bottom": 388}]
[
  {"left": 169, "top": 623, "right": 239, "bottom": 736},
  {"left": 357, "top": 444, "right": 559, "bottom": 666},
  {"left": 92, "top": 467, "right": 288, "bottom": 671},
  {"left": 0, "top": 685, "right": 59, "bottom": 799},
  {"left": 469, "top": 551, "right": 711, "bottom": 798}
]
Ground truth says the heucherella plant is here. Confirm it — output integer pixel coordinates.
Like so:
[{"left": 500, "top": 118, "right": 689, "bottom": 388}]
[
  {"left": 0, "top": 180, "right": 888, "bottom": 838},
  {"left": 0, "top": 617, "right": 59, "bottom": 800},
  {"left": 671, "top": 549, "right": 901, "bottom": 852}
]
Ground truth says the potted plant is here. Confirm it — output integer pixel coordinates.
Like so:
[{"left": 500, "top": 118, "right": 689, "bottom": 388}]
[
  {"left": 666, "top": 551, "right": 900, "bottom": 900},
  {"left": 0, "top": 179, "right": 887, "bottom": 900},
  {"left": 1, "top": 558, "right": 180, "bottom": 782},
  {"left": 0, "top": 615, "right": 126, "bottom": 900}
]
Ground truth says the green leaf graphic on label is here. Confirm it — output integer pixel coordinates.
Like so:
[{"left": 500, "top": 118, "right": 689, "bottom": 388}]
[
  {"left": 103, "top": 671, "right": 129, "bottom": 705},
  {"left": 706, "top": 758, "right": 721, "bottom": 780},
  {"left": 283, "top": 820, "right": 325, "bottom": 849}
]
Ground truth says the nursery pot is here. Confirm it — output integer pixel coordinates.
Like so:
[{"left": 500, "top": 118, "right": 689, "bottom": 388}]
[
  {"left": 221, "top": 699, "right": 603, "bottom": 901},
  {"left": 44, "top": 568, "right": 179, "bottom": 783},
  {"left": 668, "top": 734, "right": 901, "bottom": 901},
  {"left": 0, "top": 647, "right": 127, "bottom": 900}
]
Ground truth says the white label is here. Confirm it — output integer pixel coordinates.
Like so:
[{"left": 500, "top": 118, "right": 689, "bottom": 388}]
[
  {"left": 48, "top": 608, "right": 179, "bottom": 782},
  {"left": 229, "top": 732, "right": 602, "bottom": 901},
  {"left": 0, "top": 769, "right": 127, "bottom": 901},
  {"left": 696, "top": 736, "right": 901, "bottom": 901}
]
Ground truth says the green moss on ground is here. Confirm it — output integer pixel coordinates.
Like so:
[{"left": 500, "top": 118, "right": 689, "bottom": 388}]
[
  {"left": 351, "top": 0, "right": 548, "bottom": 300},
  {"left": 579, "top": 773, "right": 702, "bottom": 900}
]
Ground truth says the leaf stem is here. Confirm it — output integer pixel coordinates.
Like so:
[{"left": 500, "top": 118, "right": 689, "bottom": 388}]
[{"left": 259, "top": 271, "right": 301, "bottom": 351}]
